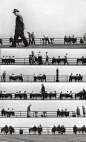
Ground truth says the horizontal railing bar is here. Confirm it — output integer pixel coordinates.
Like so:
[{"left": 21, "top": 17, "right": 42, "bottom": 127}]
[
  {"left": 0, "top": 126, "right": 86, "bottom": 135},
  {"left": 0, "top": 110, "right": 84, "bottom": 118},
  {"left": 0, "top": 74, "right": 86, "bottom": 82},
  {"left": 0, "top": 57, "right": 86, "bottom": 65},
  {"left": 0, "top": 92, "right": 85, "bottom": 100}
]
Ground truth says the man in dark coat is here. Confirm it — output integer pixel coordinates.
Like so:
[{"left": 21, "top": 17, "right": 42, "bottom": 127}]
[
  {"left": 2, "top": 71, "right": 6, "bottom": 82},
  {"left": 10, "top": 9, "right": 28, "bottom": 47},
  {"left": 41, "top": 84, "right": 45, "bottom": 100}
]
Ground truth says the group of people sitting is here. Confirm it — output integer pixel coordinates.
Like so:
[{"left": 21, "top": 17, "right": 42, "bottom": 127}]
[
  {"left": 2, "top": 56, "right": 15, "bottom": 59},
  {"left": 2, "top": 56, "right": 15, "bottom": 64},
  {"left": 1, "top": 108, "right": 14, "bottom": 117},
  {"left": 15, "top": 91, "right": 27, "bottom": 94},
  {"left": 64, "top": 35, "right": 77, "bottom": 44},
  {"left": 0, "top": 91, "right": 7, "bottom": 94}
]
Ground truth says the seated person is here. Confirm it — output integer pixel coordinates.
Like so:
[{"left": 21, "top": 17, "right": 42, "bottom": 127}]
[{"left": 12, "top": 73, "right": 15, "bottom": 76}]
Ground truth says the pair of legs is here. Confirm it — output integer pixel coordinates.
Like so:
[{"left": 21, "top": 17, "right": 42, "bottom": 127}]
[{"left": 12, "top": 30, "right": 28, "bottom": 47}]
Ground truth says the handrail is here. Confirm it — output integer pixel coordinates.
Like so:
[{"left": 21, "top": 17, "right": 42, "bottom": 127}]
[
  {"left": 0, "top": 92, "right": 85, "bottom": 100},
  {"left": 0, "top": 126, "right": 86, "bottom": 135},
  {"left": 0, "top": 37, "right": 82, "bottom": 46},
  {"left": 0, "top": 57, "right": 86, "bottom": 65},
  {"left": 0, "top": 74, "right": 86, "bottom": 82},
  {"left": 0, "top": 110, "right": 84, "bottom": 118}
]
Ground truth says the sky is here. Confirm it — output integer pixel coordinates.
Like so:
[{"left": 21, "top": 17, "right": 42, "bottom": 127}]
[
  {"left": 1, "top": 83, "right": 86, "bottom": 94},
  {"left": 1, "top": 48, "right": 86, "bottom": 58},
  {"left": 0, "top": 0, "right": 86, "bottom": 38},
  {"left": 1, "top": 66, "right": 86, "bottom": 75}
]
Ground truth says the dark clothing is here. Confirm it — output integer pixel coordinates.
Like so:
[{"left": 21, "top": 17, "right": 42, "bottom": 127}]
[
  {"left": 2, "top": 72, "right": 6, "bottom": 82},
  {"left": 28, "top": 33, "right": 32, "bottom": 45},
  {"left": 41, "top": 85, "right": 45, "bottom": 100},
  {"left": 38, "top": 56, "right": 42, "bottom": 65},
  {"left": 46, "top": 55, "right": 49, "bottom": 62},
  {"left": 31, "top": 33, "right": 35, "bottom": 45},
  {"left": 12, "top": 14, "right": 28, "bottom": 46},
  {"left": 15, "top": 14, "right": 24, "bottom": 30}
]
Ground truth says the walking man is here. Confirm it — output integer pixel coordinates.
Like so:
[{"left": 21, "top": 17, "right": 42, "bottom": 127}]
[{"left": 10, "top": 9, "right": 28, "bottom": 47}]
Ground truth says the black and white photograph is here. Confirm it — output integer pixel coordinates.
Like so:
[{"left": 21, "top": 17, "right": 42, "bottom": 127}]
[{"left": 1, "top": 0, "right": 86, "bottom": 141}]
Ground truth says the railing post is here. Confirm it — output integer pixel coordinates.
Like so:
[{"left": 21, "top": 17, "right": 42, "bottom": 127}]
[
  {"left": 20, "top": 111, "right": 21, "bottom": 117},
  {"left": 27, "top": 75, "right": 28, "bottom": 82},
  {"left": 54, "top": 76, "right": 55, "bottom": 82},
  {"left": 47, "top": 127, "right": 49, "bottom": 134},
  {"left": 33, "top": 111, "right": 34, "bottom": 117},
  {"left": 40, "top": 38, "right": 41, "bottom": 44},
  {"left": 67, "top": 75, "right": 69, "bottom": 82},
  {"left": 24, "top": 58, "right": 25, "bottom": 65}
]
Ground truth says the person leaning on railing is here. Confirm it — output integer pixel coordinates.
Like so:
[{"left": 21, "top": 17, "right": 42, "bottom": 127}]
[{"left": 43, "top": 35, "right": 50, "bottom": 44}]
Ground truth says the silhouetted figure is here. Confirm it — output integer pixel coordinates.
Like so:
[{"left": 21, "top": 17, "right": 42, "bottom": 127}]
[
  {"left": 27, "top": 104, "right": 31, "bottom": 117},
  {"left": 41, "top": 84, "right": 45, "bottom": 100},
  {"left": 10, "top": 9, "right": 28, "bottom": 47},
  {"left": 82, "top": 106, "right": 85, "bottom": 117},
  {"left": 43, "top": 35, "right": 50, "bottom": 44},
  {"left": 2, "top": 71, "right": 6, "bottom": 82},
  {"left": 46, "top": 52, "right": 49, "bottom": 64},
  {"left": 27, "top": 32, "right": 32, "bottom": 45},
  {"left": 31, "top": 32, "right": 35, "bottom": 45}
]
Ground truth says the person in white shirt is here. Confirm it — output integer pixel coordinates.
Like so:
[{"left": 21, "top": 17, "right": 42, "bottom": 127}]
[{"left": 43, "top": 35, "right": 49, "bottom": 44}]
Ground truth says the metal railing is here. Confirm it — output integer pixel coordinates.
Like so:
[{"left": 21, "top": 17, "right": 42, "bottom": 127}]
[
  {"left": 0, "top": 126, "right": 85, "bottom": 135},
  {"left": 0, "top": 110, "right": 84, "bottom": 118},
  {"left": 0, "top": 75, "right": 86, "bottom": 82},
  {"left": 0, "top": 57, "right": 86, "bottom": 65},
  {"left": 0, "top": 37, "right": 82, "bottom": 46},
  {"left": 0, "top": 92, "right": 85, "bottom": 100}
]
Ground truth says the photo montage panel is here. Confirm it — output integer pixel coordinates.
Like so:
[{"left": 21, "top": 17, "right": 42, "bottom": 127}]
[
  {"left": 0, "top": 47, "right": 86, "bottom": 137},
  {"left": 1, "top": 0, "right": 86, "bottom": 141}
]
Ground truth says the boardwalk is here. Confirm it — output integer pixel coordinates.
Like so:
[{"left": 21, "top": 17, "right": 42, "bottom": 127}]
[
  {"left": 0, "top": 44, "right": 86, "bottom": 49},
  {"left": 0, "top": 135, "right": 86, "bottom": 142}
]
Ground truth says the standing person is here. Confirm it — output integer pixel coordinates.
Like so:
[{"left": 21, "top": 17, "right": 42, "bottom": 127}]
[
  {"left": 10, "top": 9, "right": 28, "bottom": 47},
  {"left": 2, "top": 71, "right": 6, "bottom": 82},
  {"left": 38, "top": 52, "right": 42, "bottom": 65},
  {"left": 31, "top": 32, "right": 35, "bottom": 45},
  {"left": 27, "top": 32, "right": 32, "bottom": 45},
  {"left": 82, "top": 106, "right": 85, "bottom": 117},
  {"left": 41, "top": 84, "right": 45, "bottom": 100},
  {"left": 76, "top": 106, "right": 80, "bottom": 117},
  {"left": 46, "top": 52, "right": 49, "bottom": 64},
  {"left": 27, "top": 104, "right": 31, "bottom": 117}
]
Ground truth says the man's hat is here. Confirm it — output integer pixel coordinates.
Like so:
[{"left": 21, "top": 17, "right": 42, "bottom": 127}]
[{"left": 13, "top": 9, "right": 19, "bottom": 13}]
